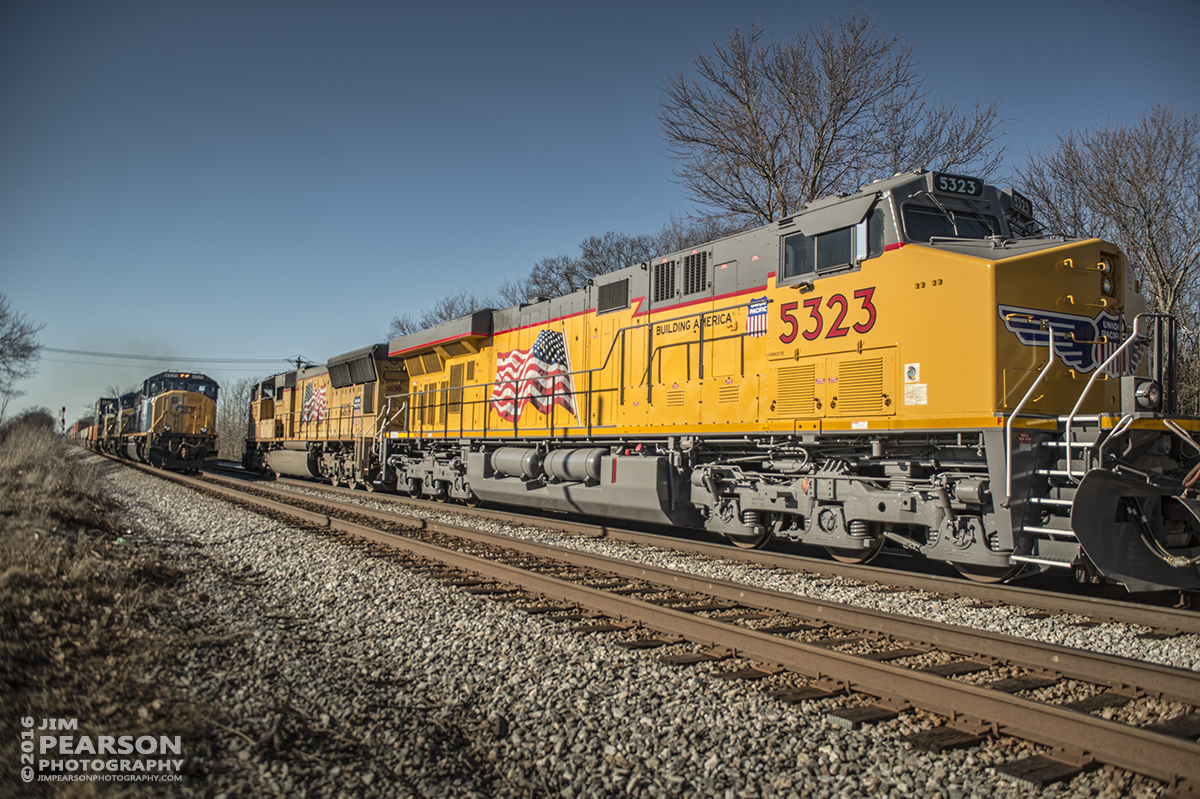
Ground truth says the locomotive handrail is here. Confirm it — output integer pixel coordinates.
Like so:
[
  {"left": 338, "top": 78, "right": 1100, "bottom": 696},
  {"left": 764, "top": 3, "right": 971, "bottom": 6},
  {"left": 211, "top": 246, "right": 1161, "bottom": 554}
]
[
  {"left": 1095, "top": 413, "right": 1136, "bottom": 469},
  {"left": 1063, "top": 313, "right": 1160, "bottom": 482},
  {"left": 1003, "top": 318, "right": 1062, "bottom": 507},
  {"left": 635, "top": 297, "right": 763, "bottom": 392},
  {"left": 400, "top": 295, "right": 764, "bottom": 440}
]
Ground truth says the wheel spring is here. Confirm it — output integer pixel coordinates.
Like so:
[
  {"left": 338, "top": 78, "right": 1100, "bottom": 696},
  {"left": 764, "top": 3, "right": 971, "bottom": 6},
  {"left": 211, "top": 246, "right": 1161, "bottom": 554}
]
[{"left": 741, "top": 510, "right": 763, "bottom": 528}]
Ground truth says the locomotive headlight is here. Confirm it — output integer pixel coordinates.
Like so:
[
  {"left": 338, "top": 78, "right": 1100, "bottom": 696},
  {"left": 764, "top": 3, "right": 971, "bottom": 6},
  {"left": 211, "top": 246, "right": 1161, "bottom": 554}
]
[
  {"left": 201, "top": 426, "right": 208, "bottom": 434},
  {"left": 164, "top": 425, "right": 172, "bottom": 432},
  {"left": 1098, "top": 258, "right": 1113, "bottom": 275},
  {"left": 1135, "top": 380, "right": 1162, "bottom": 411},
  {"left": 1101, "top": 276, "right": 1114, "bottom": 295}
]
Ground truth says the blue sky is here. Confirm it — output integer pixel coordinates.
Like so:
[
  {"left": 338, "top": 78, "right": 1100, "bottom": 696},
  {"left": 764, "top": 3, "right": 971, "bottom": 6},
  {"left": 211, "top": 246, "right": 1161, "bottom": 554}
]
[{"left": 2, "top": 0, "right": 1198, "bottom": 424}]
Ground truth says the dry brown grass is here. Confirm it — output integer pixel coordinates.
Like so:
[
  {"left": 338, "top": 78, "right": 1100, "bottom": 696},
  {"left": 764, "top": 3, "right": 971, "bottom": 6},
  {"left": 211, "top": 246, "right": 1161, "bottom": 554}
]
[{"left": 0, "top": 415, "right": 200, "bottom": 797}]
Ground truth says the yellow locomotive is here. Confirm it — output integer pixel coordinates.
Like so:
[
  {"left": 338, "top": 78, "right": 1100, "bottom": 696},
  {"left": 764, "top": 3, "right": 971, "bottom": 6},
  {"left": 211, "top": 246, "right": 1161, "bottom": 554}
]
[
  {"left": 92, "top": 371, "right": 219, "bottom": 471},
  {"left": 245, "top": 170, "right": 1200, "bottom": 592},
  {"left": 88, "top": 397, "right": 119, "bottom": 455}
]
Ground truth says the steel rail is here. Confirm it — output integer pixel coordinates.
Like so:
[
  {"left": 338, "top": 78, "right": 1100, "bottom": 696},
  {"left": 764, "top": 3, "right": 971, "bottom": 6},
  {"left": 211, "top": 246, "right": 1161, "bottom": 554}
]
[
  {"left": 154, "top": 465, "right": 1200, "bottom": 787},
  {"left": 202, "top": 471, "right": 1200, "bottom": 703},
  {"left": 227, "top": 469, "right": 1200, "bottom": 636}
]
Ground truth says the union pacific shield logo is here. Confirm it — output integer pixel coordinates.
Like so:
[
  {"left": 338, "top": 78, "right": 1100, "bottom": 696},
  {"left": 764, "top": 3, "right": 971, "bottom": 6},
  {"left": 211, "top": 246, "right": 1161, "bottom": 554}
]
[{"left": 998, "top": 305, "right": 1140, "bottom": 376}]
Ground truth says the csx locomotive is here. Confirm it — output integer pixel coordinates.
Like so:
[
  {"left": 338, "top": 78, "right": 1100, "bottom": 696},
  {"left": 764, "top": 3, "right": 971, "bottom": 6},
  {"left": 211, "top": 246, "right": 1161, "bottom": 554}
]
[
  {"left": 244, "top": 170, "right": 1200, "bottom": 592},
  {"left": 90, "top": 371, "right": 219, "bottom": 472}
]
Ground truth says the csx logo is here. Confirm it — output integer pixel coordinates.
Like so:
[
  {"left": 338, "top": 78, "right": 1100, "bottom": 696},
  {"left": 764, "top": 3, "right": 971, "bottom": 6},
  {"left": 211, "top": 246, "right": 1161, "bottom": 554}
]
[{"left": 170, "top": 401, "right": 197, "bottom": 415}]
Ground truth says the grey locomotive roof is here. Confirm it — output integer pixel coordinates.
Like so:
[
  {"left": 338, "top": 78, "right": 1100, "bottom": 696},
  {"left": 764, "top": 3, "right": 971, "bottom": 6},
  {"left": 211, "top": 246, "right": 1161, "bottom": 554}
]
[
  {"left": 328, "top": 343, "right": 389, "bottom": 366},
  {"left": 388, "top": 309, "right": 493, "bottom": 357},
  {"left": 379, "top": 170, "right": 1037, "bottom": 361}
]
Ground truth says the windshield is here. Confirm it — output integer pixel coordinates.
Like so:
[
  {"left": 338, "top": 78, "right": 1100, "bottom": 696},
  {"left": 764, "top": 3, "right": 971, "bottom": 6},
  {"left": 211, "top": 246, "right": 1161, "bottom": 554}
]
[{"left": 903, "top": 204, "right": 1001, "bottom": 242}]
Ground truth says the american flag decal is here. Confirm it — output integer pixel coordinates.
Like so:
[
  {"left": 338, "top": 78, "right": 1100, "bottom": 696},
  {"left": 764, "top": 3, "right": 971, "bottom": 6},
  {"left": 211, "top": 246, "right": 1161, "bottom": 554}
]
[
  {"left": 301, "top": 383, "right": 327, "bottom": 424},
  {"left": 747, "top": 297, "right": 768, "bottom": 337},
  {"left": 490, "top": 330, "right": 578, "bottom": 422}
]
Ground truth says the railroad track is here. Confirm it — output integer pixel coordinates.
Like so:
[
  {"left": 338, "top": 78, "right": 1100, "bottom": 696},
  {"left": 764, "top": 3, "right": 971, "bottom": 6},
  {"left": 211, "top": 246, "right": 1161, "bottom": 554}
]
[
  {"left": 211, "top": 462, "right": 1200, "bottom": 637},
  {"left": 125, "top": 459, "right": 1200, "bottom": 793}
]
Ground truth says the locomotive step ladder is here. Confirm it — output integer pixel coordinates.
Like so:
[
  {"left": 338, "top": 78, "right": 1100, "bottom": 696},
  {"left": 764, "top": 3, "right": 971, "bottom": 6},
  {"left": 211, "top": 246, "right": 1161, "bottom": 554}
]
[
  {"left": 1003, "top": 313, "right": 1162, "bottom": 575},
  {"left": 1009, "top": 416, "right": 1106, "bottom": 571}
]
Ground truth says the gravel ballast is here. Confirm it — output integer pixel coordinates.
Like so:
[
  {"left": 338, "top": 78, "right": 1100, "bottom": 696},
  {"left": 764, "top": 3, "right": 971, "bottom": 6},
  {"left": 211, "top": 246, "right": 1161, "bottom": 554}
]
[{"left": 98, "top": 460, "right": 1190, "bottom": 798}]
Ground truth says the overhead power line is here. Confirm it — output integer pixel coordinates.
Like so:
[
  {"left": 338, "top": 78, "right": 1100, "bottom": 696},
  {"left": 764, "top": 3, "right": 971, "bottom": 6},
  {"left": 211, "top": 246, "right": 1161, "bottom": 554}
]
[
  {"left": 41, "top": 357, "right": 270, "bottom": 372},
  {"left": 43, "top": 347, "right": 290, "bottom": 364}
]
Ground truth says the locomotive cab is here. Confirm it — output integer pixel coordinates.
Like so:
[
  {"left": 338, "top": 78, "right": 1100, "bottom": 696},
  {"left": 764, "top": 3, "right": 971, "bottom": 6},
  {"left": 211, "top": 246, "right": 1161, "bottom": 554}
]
[{"left": 90, "top": 397, "right": 118, "bottom": 453}]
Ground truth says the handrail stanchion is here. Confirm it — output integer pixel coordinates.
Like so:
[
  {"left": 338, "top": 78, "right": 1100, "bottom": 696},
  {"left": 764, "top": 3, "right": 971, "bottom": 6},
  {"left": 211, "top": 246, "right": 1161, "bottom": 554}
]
[{"left": 1004, "top": 321, "right": 1060, "bottom": 507}]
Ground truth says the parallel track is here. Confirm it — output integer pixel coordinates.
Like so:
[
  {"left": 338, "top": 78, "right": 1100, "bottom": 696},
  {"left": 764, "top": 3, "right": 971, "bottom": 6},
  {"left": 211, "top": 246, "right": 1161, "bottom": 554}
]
[
  {"left": 120, "top": 459, "right": 1200, "bottom": 791},
  {"left": 213, "top": 464, "right": 1200, "bottom": 637}
]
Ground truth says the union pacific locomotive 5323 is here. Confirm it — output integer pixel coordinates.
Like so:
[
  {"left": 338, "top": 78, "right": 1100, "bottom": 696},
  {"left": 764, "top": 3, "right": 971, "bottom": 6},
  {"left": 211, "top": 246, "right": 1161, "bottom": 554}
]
[
  {"left": 245, "top": 170, "right": 1200, "bottom": 592},
  {"left": 90, "top": 371, "right": 220, "bottom": 472}
]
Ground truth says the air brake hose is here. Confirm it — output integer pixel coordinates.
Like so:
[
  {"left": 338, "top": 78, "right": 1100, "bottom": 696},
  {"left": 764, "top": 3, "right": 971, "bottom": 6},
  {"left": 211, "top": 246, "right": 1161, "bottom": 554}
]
[
  {"left": 1184, "top": 460, "right": 1200, "bottom": 492},
  {"left": 1126, "top": 497, "right": 1200, "bottom": 569}
]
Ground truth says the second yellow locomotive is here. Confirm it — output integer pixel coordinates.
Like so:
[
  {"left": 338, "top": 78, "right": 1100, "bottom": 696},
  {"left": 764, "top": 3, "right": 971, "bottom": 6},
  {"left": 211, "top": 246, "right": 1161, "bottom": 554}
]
[{"left": 245, "top": 170, "right": 1200, "bottom": 592}]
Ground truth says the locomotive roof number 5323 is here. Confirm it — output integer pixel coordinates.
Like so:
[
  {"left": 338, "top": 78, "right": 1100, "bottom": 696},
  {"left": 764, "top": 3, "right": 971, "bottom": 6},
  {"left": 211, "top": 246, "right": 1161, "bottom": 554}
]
[{"left": 932, "top": 172, "right": 984, "bottom": 198}]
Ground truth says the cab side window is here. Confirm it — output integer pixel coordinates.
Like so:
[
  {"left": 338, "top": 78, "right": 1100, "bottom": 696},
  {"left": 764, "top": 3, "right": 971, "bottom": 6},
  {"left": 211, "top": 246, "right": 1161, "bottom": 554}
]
[
  {"left": 783, "top": 232, "right": 815, "bottom": 279},
  {"left": 816, "top": 227, "right": 852, "bottom": 270},
  {"left": 867, "top": 207, "right": 884, "bottom": 257},
  {"left": 782, "top": 207, "right": 884, "bottom": 281}
]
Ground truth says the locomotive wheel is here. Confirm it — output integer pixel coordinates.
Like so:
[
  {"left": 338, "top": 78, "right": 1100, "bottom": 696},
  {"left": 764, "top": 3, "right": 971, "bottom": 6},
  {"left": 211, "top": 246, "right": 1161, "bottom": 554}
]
[
  {"left": 725, "top": 528, "right": 772, "bottom": 549},
  {"left": 952, "top": 561, "right": 1022, "bottom": 583},
  {"left": 826, "top": 537, "right": 885, "bottom": 564}
]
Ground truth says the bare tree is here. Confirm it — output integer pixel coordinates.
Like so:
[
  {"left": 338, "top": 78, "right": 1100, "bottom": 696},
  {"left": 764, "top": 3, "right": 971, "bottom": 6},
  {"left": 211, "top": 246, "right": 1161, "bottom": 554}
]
[
  {"left": 387, "top": 290, "right": 494, "bottom": 340},
  {"left": 524, "top": 232, "right": 662, "bottom": 299},
  {"left": 658, "top": 15, "right": 1009, "bottom": 226},
  {"left": 1018, "top": 103, "right": 1200, "bottom": 414},
  {"left": 0, "top": 293, "right": 43, "bottom": 425},
  {"left": 526, "top": 253, "right": 586, "bottom": 298},
  {"left": 0, "top": 387, "right": 24, "bottom": 426},
  {"left": 654, "top": 212, "right": 749, "bottom": 255},
  {"left": 216, "top": 376, "right": 259, "bottom": 462},
  {"left": 496, "top": 275, "right": 537, "bottom": 306},
  {"left": 386, "top": 312, "right": 421, "bottom": 340},
  {"left": 1017, "top": 103, "right": 1200, "bottom": 318},
  {"left": 387, "top": 218, "right": 764, "bottom": 340},
  {"left": 579, "top": 231, "right": 657, "bottom": 276}
]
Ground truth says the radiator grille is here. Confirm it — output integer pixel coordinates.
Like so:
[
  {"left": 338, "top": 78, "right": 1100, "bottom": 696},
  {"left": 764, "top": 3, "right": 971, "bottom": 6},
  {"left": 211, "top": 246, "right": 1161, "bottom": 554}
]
[
  {"left": 835, "top": 358, "right": 884, "bottom": 414},
  {"left": 597, "top": 278, "right": 629, "bottom": 313},
  {"left": 772, "top": 365, "right": 816, "bottom": 415},
  {"left": 718, "top": 385, "right": 739, "bottom": 404},
  {"left": 448, "top": 363, "right": 464, "bottom": 414},
  {"left": 683, "top": 252, "right": 708, "bottom": 295},
  {"left": 653, "top": 261, "right": 676, "bottom": 303}
]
